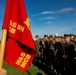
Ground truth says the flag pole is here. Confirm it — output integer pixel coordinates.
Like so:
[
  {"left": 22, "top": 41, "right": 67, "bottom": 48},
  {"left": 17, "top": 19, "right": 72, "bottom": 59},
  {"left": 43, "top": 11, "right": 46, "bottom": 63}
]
[{"left": 0, "top": 29, "right": 7, "bottom": 69}]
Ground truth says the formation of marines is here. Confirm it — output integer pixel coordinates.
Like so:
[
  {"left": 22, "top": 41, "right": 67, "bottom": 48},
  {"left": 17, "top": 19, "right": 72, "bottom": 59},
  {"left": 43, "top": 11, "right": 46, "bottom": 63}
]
[{"left": 34, "top": 34, "right": 76, "bottom": 75}]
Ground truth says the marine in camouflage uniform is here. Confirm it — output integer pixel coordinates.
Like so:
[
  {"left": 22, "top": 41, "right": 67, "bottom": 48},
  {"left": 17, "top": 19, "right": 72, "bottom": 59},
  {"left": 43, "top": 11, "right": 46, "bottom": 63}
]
[
  {"left": 53, "top": 36, "right": 65, "bottom": 75},
  {"left": 64, "top": 34, "right": 75, "bottom": 75},
  {"left": 34, "top": 35, "right": 41, "bottom": 61},
  {"left": 48, "top": 35, "right": 55, "bottom": 69},
  {"left": 70, "top": 34, "right": 76, "bottom": 74},
  {"left": 43, "top": 35, "right": 50, "bottom": 66}
]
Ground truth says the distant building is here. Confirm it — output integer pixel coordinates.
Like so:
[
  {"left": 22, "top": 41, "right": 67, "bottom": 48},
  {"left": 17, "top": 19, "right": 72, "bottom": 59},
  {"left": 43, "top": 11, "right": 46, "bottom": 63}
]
[{"left": 55, "top": 33, "right": 58, "bottom": 36}]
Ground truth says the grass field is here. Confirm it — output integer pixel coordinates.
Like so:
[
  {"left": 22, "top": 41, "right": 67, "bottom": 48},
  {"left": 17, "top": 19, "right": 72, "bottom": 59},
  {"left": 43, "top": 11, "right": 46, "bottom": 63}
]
[{"left": 3, "top": 61, "right": 47, "bottom": 75}]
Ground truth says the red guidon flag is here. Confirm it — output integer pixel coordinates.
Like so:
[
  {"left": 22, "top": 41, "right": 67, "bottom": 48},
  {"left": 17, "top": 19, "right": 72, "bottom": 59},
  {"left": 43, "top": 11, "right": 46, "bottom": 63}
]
[{"left": 2, "top": 0, "right": 36, "bottom": 72}]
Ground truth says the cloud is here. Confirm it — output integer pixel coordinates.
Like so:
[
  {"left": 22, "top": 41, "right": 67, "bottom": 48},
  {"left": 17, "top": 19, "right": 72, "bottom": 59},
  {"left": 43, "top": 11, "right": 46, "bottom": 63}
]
[
  {"left": 57, "top": 7, "right": 75, "bottom": 13},
  {"left": 32, "top": 7, "right": 76, "bottom": 16},
  {"left": 40, "top": 11, "right": 54, "bottom": 14},
  {"left": 45, "top": 21, "right": 52, "bottom": 24},
  {"left": 38, "top": 17, "right": 55, "bottom": 20},
  {"left": 32, "top": 11, "right": 55, "bottom": 16}
]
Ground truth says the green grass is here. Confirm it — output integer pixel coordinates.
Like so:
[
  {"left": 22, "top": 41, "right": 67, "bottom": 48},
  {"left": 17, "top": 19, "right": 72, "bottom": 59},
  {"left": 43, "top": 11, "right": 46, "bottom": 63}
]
[{"left": 3, "top": 61, "right": 47, "bottom": 75}]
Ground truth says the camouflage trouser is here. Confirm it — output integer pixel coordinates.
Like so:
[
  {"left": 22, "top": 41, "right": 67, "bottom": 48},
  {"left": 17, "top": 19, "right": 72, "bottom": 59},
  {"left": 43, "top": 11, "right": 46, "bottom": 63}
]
[{"left": 36, "top": 48, "right": 41, "bottom": 58}]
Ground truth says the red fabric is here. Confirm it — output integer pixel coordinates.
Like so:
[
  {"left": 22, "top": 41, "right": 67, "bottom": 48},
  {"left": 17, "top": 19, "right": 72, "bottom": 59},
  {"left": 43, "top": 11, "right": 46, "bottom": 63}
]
[{"left": 2, "top": 0, "right": 36, "bottom": 72}]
